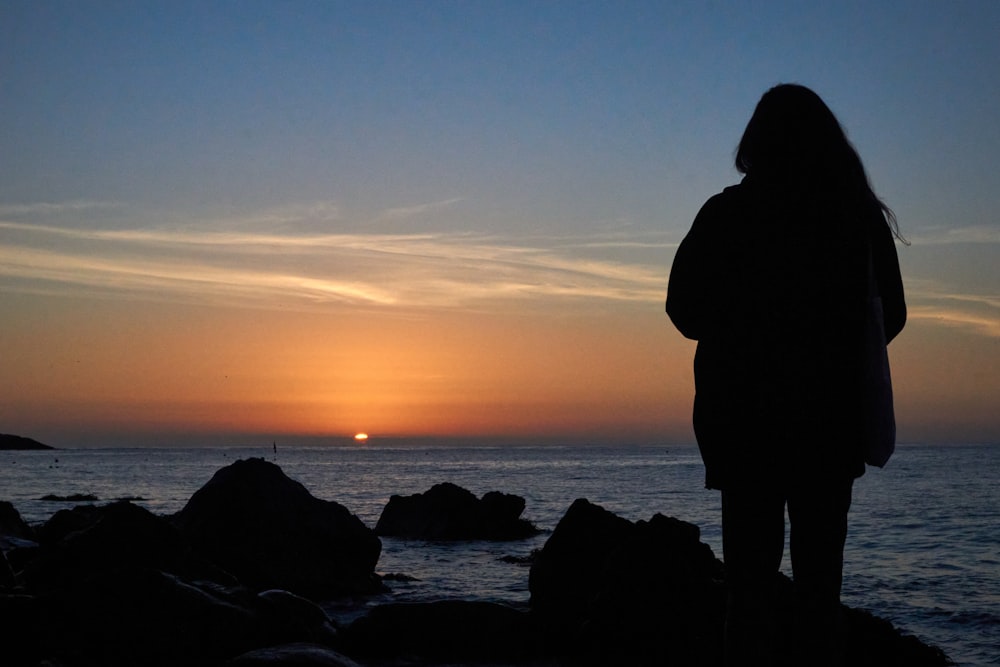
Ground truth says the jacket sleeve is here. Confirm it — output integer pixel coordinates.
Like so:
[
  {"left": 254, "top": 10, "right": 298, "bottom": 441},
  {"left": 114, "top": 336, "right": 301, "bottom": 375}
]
[
  {"left": 666, "top": 197, "right": 724, "bottom": 341},
  {"left": 871, "top": 216, "right": 906, "bottom": 343}
]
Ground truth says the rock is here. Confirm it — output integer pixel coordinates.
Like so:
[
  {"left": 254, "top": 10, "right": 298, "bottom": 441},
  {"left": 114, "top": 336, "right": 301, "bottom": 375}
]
[
  {"left": 40, "top": 567, "right": 263, "bottom": 667},
  {"left": 375, "top": 482, "right": 541, "bottom": 540},
  {"left": 2, "top": 543, "right": 39, "bottom": 578},
  {"left": 172, "top": 458, "right": 383, "bottom": 597},
  {"left": 37, "top": 567, "right": 347, "bottom": 667},
  {"left": 33, "top": 502, "right": 101, "bottom": 545},
  {"left": 39, "top": 492, "right": 100, "bottom": 502},
  {"left": 0, "top": 501, "right": 33, "bottom": 541},
  {"left": 343, "top": 600, "right": 541, "bottom": 662},
  {"left": 528, "top": 499, "right": 952, "bottom": 667},
  {"left": 0, "top": 593, "right": 43, "bottom": 664},
  {"left": 499, "top": 551, "right": 537, "bottom": 565},
  {"left": 254, "top": 589, "right": 340, "bottom": 646},
  {"left": 22, "top": 500, "right": 203, "bottom": 592},
  {"left": 528, "top": 498, "right": 725, "bottom": 664},
  {"left": 0, "top": 550, "right": 13, "bottom": 589},
  {"left": 527, "top": 497, "right": 634, "bottom": 622},
  {"left": 227, "top": 643, "right": 362, "bottom": 667},
  {"left": 1, "top": 503, "right": 39, "bottom": 581},
  {"left": 844, "top": 607, "right": 955, "bottom": 667}
]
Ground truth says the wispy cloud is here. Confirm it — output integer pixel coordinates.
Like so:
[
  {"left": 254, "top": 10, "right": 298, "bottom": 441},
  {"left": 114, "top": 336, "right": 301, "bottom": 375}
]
[
  {"left": 907, "top": 306, "right": 1000, "bottom": 338},
  {"left": 0, "top": 200, "right": 124, "bottom": 217},
  {"left": 907, "top": 225, "right": 1000, "bottom": 245},
  {"left": 0, "top": 213, "right": 666, "bottom": 311},
  {"left": 905, "top": 278, "right": 1000, "bottom": 338},
  {"left": 377, "top": 198, "right": 465, "bottom": 221},
  {"left": 5, "top": 203, "right": 997, "bottom": 337}
]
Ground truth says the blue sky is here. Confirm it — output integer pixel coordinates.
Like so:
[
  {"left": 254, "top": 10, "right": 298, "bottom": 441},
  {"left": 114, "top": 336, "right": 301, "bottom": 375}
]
[
  {"left": 6, "top": 1, "right": 995, "bottom": 229},
  {"left": 2, "top": 1, "right": 999, "bottom": 445}
]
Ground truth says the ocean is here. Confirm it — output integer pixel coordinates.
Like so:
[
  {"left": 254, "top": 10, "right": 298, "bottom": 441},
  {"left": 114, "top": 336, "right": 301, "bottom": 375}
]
[{"left": 2, "top": 443, "right": 997, "bottom": 666}]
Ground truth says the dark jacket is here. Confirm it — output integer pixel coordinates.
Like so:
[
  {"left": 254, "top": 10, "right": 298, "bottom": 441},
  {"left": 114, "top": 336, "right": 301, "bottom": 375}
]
[{"left": 666, "top": 180, "right": 905, "bottom": 489}]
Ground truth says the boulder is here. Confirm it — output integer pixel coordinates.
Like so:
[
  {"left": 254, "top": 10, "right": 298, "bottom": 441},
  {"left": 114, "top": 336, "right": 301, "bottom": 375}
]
[
  {"left": 0, "top": 593, "right": 43, "bottom": 664},
  {"left": 0, "top": 551, "right": 11, "bottom": 588},
  {"left": 528, "top": 499, "right": 952, "bottom": 667},
  {"left": 375, "top": 482, "right": 540, "bottom": 540},
  {"left": 227, "top": 643, "right": 362, "bottom": 667},
  {"left": 33, "top": 502, "right": 101, "bottom": 545},
  {"left": 21, "top": 500, "right": 208, "bottom": 592},
  {"left": 0, "top": 502, "right": 36, "bottom": 580},
  {"left": 172, "top": 458, "right": 383, "bottom": 597},
  {"left": 843, "top": 607, "right": 954, "bottom": 666},
  {"left": 528, "top": 498, "right": 725, "bottom": 664},
  {"left": 39, "top": 492, "right": 100, "bottom": 502},
  {"left": 31, "top": 566, "right": 345, "bottom": 667},
  {"left": 40, "top": 567, "right": 261, "bottom": 666},
  {"left": 528, "top": 497, "right": 635, "bottom": 621},
  {"left": 343, "top": 600, "right": 541, "bottom": 662},
  {"left": 0, "top": 501, "right": 33, "bottom": 542},
  {"left": 254, "top": 589, "right": 340, "bottom": 646}
]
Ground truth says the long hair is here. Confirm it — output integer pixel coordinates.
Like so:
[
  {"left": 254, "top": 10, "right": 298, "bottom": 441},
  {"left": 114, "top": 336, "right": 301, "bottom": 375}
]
[{"left": 735, "top": 84, "right": 902, "bottom": 240}]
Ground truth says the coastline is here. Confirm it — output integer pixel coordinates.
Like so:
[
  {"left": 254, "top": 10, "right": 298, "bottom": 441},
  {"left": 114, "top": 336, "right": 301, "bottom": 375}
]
[
  {"left": 0, "top": 433, "right": 54, "bottom": 451},
  {"left": 0, "top": 455, "right": 955, "bottom": 667}
]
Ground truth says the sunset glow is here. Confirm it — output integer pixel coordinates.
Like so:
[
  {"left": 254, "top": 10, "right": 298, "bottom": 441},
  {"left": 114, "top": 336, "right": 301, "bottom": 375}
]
[
  {"left": 1, "top": 4, "right": 998, "bottom": 447},
  {"left": 354, "top": 433, "right": 369, "bottom": 442}
]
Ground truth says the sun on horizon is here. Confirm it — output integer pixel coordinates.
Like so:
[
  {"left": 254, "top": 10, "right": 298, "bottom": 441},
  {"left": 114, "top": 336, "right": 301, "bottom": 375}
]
[{"left": 354, "top": 433, "right": 369, "bottom": 442}]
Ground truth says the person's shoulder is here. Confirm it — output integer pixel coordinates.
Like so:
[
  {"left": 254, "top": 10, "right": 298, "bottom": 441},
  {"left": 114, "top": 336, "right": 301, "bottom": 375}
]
[
  {"left": 696, "top": 183, "right": 745, "bottom": 218},
  {"left": 710, "top": 182, "right": 746, "bottom": 204}
]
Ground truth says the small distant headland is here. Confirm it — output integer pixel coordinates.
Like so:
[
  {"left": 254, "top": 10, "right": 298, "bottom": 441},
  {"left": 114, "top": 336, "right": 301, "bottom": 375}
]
[{"left": 0, "top": 434, "right": 54, "bottom": 450}]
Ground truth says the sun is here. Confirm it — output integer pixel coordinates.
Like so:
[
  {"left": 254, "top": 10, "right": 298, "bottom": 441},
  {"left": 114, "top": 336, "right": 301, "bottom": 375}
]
[{"left": 353, "top": 432, "right": 369, "bottom": 442}]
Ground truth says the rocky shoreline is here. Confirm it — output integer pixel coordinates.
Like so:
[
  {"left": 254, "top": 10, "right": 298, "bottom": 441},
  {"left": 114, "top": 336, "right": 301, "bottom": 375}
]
[{"left": 0, "top": 457, "right": 953, "bottom": 666}]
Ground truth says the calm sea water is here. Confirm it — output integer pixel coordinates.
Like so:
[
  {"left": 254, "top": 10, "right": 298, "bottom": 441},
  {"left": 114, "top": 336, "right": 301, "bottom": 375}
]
[{"left": 1, "top": 444, "right": 997, "bottom": 666}]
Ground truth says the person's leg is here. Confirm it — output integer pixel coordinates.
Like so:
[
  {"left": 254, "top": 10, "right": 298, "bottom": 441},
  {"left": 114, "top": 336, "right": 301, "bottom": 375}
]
[
  {"left": 721, "top": 487, "right": 786, "bottom": 667},
  {"left": 787, "top": 478, "right": 853, "bottom": 665}
]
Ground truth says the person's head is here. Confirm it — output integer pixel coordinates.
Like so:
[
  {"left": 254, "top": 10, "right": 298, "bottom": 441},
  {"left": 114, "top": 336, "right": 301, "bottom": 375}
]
[
  {"left": 736, "top": 83, "right": 900, "bottom": 236},
  {"left": 736, "top": 84, "right": 854, "bottom": 180}
]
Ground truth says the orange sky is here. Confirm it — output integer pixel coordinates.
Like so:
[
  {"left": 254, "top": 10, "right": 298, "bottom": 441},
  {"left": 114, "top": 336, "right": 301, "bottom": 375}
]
[
  {"left": 4, "top": 276, "right": 998, "bottom": 447},
  {"left": 3, "top": 290, "right": 696, "bottom": 445}
]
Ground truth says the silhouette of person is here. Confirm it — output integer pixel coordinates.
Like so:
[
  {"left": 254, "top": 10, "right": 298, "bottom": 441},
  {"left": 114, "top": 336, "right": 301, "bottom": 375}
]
[{"left": 666, "top": 84, "right": 906, "bottom": 666}]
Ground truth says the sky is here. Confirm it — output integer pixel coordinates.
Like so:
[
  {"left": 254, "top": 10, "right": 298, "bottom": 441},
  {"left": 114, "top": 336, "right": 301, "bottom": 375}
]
[{"left": 2, "top": 1, "right": 999, "bottom": 447}]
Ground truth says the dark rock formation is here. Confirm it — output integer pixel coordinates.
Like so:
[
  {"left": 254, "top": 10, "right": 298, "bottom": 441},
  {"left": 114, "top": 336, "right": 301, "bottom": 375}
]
[
  {"left": 227, "top": 642, "right": 363, "bottom": 666},
  {"left": 0, "top": 474, "right": 954, "bottom": 667},
  {"left": 528, "top": 497, "right": 635, "bottom": 622},
  {"left": 37, "top": 567, "right": 341, "bottom": 667},
  {"left": 254, "top": 589, "right": 340, "bottom": 646},
  {"left": 527, "top": 498, "right": 952, "bottom": 667},
  {"left": 0, "top": 502, "right": 37, "bottom": 576},
  {"left": 39, "top": 492, "right": 100, "bottom": 502},
  {"left": 529, "top": 498, "right": 725, "bottom": 665},
  {"left": 375, "top": 481, "right": 541, "bottom": 540},
  {"left": 0, "top": 592, "right": 43, "bottom": 664},
  {"left": 844, "top": 607, "right": 955, "bottom": 666},
  {"left": 0, "top": 550, "right": 13, "bottom": 589},
  {"left": 39, "top": 567, "right": 260, "bottom": 666},
  {"left": 32, "top": 502, "right": 101, "bottom": 544},
  {"left": 0, "top": 501, "right": 33, "bottom": 541},
  {"left": 21, "top": 500, "right": 224, "bottom": 592},
  {"left": 5, "top": 496, "right": 344, "bottom": 667},
  {"left": 172, "top": 457, "right": 383, "bottom": 596},
  {"left": 0, "top": 433, "right": 53, "bottom": 450},
  {"left": 343, "top": 600, "right": 541, "bottom": 663}
]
